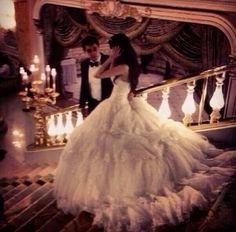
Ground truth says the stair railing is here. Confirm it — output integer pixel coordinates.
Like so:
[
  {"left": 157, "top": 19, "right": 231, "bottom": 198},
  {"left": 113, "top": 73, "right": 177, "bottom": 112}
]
[
  {"left": 43, "top": 104, "right": 84, "bottom": 147},
  {"left": 134, "top": 64, "right": 236, "bottom": 126},
  {"left": 31, "top": 64, "right": 236, "bottom": 149}
]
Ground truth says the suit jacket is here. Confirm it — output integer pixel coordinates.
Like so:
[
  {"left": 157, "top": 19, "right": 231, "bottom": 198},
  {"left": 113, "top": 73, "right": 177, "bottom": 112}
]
[{"left": 79, "top": 53, "right": 113, "bottom": 109}]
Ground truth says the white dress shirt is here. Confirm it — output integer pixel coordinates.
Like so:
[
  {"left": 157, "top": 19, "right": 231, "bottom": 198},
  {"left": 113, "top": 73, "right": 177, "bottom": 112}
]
[{"left": 88, "top": 55, "right": 102, "bottom": 101}]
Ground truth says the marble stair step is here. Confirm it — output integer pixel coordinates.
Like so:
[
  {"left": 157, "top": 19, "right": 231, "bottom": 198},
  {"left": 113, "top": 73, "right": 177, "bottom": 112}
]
[
  {"left": 24, "top": 166, "right": 46, "bottom": 178},
  {"left": 2, "top": 174, "right": 54, "bottom": 201},
  {"left": 3, "top": 183, "right": 30, "bottom": 202},
  {"left": 0, "top": 177, "right": 21, "bottom": 188},
  {"left": 0, "top": 182, "right": 53, "bottom": 231},
  {"left": 15, "top": 199, "right": 57, "bottom": 232},
  {"left": 17, "top": 166, "right": 54, "bottom": 181},
  {"left": 4, "top": 181, "right": 45, "bottom": 211},
  {"left": 14, "top": 166, "right": 39, "bottom": 178},
  {"left": 36, "top": 210, "right": 74, "bottom": 232},
  {"left": 10, "top": 188, "right": 54, "bottom": 230},
  {"left": 60, "top": 211, "right": 95, "bottom": 232},
  {"left": 3, "top": 177, "right": 33, "bottom": 200},
  {"left": 37, "top": 165, "right": 57, "bottom": 176},
  {"left": 1, "top": 184, "right": 18, "bottom": 195}
]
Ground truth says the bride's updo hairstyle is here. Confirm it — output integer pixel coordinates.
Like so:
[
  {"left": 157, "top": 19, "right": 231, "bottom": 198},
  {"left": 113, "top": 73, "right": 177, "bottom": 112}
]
[{"left": 109, "top": 33, "right": 140, "bottom": 92}]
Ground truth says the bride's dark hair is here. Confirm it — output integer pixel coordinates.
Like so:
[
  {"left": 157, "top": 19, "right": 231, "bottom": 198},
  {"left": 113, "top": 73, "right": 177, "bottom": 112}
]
[{"left": 109, "top": 33, "right": 140, "bottom": 92}]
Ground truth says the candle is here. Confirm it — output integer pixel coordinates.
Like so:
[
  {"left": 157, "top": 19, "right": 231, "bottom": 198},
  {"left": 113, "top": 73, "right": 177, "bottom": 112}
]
[
  {"left": 51, "top": 68, "right": 57, "bottom": 91},
  {"left": 22, "top": 72, "right": 28, "bottom": 92},
  {"left": 33, "top": 55, "right": 40, "bottom": 71},
  {"left": 19, "top": 67, "right": 25, "bottom": 75},
  {"left": 33, "top": 55, "right": 39, "bottom": 64},
  {"left": 29, "top": 64, "right": 36, "bottom": 73},
  {"left": 41, "top": 73, "right": 46, "bottom": 94},
  {"left": 22, "top": 72, "right": 28, "bottom": 83},
  {"left": 45, "top": 65, "right": 51, "bottom": 88}
]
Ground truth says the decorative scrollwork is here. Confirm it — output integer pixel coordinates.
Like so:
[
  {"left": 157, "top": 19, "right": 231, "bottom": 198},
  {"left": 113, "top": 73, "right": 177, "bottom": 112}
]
[{"left": 86, "top": 0, "right": 151, "bottom": 22}]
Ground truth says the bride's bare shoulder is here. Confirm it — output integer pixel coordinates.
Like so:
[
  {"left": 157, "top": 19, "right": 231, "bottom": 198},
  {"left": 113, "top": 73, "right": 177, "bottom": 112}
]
[{"left": 117, "top": 64, "right": 129, "bottom": 81}]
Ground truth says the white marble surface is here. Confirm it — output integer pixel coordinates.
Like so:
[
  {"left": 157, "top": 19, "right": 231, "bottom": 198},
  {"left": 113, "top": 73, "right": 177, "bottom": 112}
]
[{"left": 0, "top": 94, "right": 35, "bottom": 178}]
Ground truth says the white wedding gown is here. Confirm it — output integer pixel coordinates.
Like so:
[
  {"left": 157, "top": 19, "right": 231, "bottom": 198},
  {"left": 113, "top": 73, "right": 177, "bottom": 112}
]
[{"left": 54, "top": 78, "right": 236, "bottom": 232}]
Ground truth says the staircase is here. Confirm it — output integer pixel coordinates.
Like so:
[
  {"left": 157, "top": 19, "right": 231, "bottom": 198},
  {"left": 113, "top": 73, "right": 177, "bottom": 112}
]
[
  {"left": 0, "top": 165, "right": 100, "bottom": 232},
  {"left": 0, "top": 162, "right": 236, "bottom": 232}
]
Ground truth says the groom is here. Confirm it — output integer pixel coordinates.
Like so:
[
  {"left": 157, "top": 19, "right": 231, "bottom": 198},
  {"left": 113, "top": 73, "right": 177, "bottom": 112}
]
[{"left": 79, "top": 36, "right": 113, "bottom": 117}]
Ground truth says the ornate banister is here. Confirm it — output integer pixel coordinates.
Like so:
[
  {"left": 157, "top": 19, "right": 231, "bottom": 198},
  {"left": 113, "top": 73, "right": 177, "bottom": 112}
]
[
  {"left": 135, "top": 64, "right": 234, "bottom": 95},
  {"left": 28, "top": 64, "right": 236, "bottom": 149},
  {"left": 135, "top": 64, "right": 236, "bottom": 126}
]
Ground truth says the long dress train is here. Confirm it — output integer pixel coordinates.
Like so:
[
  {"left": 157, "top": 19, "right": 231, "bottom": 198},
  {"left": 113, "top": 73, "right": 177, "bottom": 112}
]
[{"left": 54, "top": 78, "right": 236, "bottom": 231}]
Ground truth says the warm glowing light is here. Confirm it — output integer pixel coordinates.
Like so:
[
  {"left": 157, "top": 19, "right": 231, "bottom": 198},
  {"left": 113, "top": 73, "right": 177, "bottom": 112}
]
[
  {"left": 41, "top": 73, "right": 46, "bottom": 81},
  {"left": 0, "top": 0, "right": 16, "bottom": 29},
  {"left": 47, "top": 115, "right": 57, "bottom": 137},
  {"left": 158, "top": 88, "right": 171, "bottom": 119},
  {"left": 12, "top": 128, "right": 24, "bottom": 148},
  {"left": 12, "top": 129, "right": 23, "bottom": 137},
  {"left": 51, "top": 68, "right": 57, "bottom": 91},
  {"left": 33, "top": 55, "right": 40, "bottom": 64},
  {"left": 76, "top": 111, "right": 83, "bottom": 127},
  {"left": 45, "top": 65, "right": 51, "bottom": 73},
  {"left": 209, "top": 84, "right": 225, "bottom": 110},
  {"left": 29, "top": 64, "right": 36, "bottom": 73},
  {"left": 19, "top": 67, "right": 25, "bottom": 75},
  {"left": 51, "top": 68, "right": 57, "bottom": 77},
  {"left": 64, "top": 111, "right": 74, "bottom": 138},
  {"left": 209, "top": 73, "right": 225, "bottom": 124},
  {"left": 182, "top": 83, "right": 196, "bottom": 114},
  {"left": 12, "top": 141, "right": 23, "bottom": 148},
  {"left": 55, "top": 113, "right": 65, "bottom": 136}
]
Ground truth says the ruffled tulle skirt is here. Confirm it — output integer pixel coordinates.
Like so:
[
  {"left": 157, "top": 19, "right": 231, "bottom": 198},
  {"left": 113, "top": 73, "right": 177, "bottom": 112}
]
[{"left": 54, "top": 96, "right": 236, "bottom": 231}]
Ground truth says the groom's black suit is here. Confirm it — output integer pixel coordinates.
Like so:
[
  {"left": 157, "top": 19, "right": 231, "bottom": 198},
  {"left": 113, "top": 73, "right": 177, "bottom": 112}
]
[{"left": 79, "top": 53, "right": 113, "bottom": 113}]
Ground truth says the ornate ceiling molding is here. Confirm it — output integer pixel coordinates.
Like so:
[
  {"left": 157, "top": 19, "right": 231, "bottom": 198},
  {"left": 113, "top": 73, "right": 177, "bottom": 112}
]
[
  {"left": 85, "top": 0, "right": 151, "bottom": 22},
  {"left": 33, "top": 0, "right": 151, "bottom": 21},
  {"left": 32, "top": 0, "right": 236, "bottom": 55},
  {"left": 123, "top": 0, "right": 236, "bottom": 13}
]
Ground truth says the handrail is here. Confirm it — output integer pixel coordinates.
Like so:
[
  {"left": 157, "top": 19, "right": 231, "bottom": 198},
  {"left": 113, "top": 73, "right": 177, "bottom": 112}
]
[
  {"left": 44, "top": 104, "right": 80, "bottom": 117},
  {"left": 134, "top": 64, "right": 236, "bottom": 95}
]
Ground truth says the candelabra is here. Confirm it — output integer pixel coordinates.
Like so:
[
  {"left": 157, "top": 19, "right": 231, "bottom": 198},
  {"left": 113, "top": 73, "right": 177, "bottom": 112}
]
[
  {"left": 19, "top": 55, "right": 60, "bottom": 147},
  {"left": 31, "top": 82, "right": 59, "bottom": 146}
]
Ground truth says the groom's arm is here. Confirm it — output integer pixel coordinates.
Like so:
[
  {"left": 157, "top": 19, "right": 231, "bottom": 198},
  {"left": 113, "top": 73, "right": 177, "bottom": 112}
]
[{"left": 79, "top": 61, "right": 88, "bottom": 117}]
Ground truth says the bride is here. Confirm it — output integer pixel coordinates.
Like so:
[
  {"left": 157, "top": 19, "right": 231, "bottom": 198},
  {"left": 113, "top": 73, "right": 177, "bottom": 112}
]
[{"left": 54, "top": 33, "right": 236, "bottom": 231}]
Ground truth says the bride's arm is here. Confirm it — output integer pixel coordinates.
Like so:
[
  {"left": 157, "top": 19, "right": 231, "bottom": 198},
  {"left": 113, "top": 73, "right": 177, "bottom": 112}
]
[
  {"left": 95, "top": 63, "right": 128, "bottom": 79},
  {"left": 95, "top": 46, "right": 128, "bottom": 79}
]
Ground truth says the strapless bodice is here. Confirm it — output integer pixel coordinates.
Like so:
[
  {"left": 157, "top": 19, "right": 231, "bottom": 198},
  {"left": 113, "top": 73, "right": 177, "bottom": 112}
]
[{"left": 110, "top": 78, "right": 130, "bottom": 100}]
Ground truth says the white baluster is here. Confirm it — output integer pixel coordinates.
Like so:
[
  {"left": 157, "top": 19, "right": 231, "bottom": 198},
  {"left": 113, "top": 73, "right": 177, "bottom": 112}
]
[
  {"left": 158, "top": 87, "right": 171, "bottom": 119},
  {"left": 55, "top": 113, "right": 65, "bottom": 144},
  {"left": 76, "top": 111, "right": 84, "bottom": 127},
  {"left": 64, "top": 111, "right": 74, "bottom": 139},
  {"left": 182, "top": 81, "right": 196, "bottom": 126},
  {"left": 47, "top": 115, "right": 57, "bottom": 144},
  {"left": 209, "top": 72, "right": 225, "bottom": 123}
]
